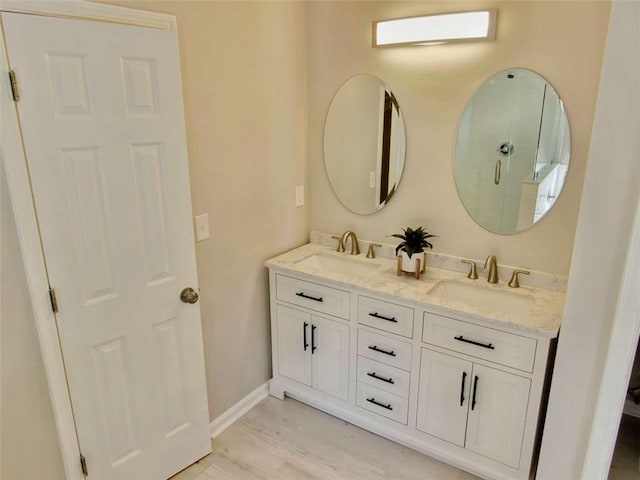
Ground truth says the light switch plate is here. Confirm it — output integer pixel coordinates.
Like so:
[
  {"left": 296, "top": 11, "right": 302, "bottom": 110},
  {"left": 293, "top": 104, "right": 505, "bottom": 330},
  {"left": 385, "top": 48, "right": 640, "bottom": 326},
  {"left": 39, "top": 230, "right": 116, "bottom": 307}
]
[
  {"left": 295, "top": 185, "right": 304, "bottom": 207},
  {"left": 369, "top": 171, "right": 376, "bottom": 188},
  {"left": 194, "top": 214, "right": 210, "bottom": 241}
]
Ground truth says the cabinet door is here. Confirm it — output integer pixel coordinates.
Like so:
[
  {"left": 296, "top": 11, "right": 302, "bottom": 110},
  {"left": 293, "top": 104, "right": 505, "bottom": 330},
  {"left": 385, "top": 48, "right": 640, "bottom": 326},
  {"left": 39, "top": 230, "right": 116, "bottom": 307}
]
[
  {"left": 416, "top": 348, "right": 472, "bottom": 447},
  {"left": 465, "top": 364, "right": 531, "bottom": 468},
  {"left": 276, "top": 305, "right": 312, "bottom": 386},
  {"left": 311, "top": 315, "right": 350, "bottom": 401}
]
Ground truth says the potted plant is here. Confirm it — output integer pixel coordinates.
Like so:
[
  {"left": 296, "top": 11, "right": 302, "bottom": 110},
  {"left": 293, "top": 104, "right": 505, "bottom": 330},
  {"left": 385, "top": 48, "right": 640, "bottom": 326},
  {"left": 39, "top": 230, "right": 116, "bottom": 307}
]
[{"left": 392, "top": 226, "right": 436, "bottom": 274}]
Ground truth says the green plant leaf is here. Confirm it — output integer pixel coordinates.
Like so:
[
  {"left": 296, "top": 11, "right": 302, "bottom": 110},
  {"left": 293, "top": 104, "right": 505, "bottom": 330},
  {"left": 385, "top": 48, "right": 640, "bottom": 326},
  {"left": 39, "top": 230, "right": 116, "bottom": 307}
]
[{"left": 390, "top": 225, "right": 437, "bottom": 255}]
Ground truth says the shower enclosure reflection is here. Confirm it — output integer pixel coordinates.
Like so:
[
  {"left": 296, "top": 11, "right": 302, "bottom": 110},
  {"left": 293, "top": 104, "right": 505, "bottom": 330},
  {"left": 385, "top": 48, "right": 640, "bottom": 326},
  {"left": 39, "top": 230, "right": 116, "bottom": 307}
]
[{"left": 454, "top": 68, "right": 571, "bottom": 234}]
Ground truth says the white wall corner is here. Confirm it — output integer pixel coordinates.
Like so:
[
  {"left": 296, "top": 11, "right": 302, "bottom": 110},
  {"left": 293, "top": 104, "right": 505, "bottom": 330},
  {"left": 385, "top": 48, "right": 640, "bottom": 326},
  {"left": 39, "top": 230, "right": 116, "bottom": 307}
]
[
  {"left": 537, "top": 0, "right": 640, "bottom": 478},
  {"left": 209, "top": 382, "right": 270, "bottom": 439}
]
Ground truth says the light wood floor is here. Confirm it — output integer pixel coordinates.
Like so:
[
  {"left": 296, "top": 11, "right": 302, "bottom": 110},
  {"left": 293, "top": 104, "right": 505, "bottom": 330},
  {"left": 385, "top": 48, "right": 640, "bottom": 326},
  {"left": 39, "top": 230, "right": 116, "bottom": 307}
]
[{"left": 172, "top": 396, "right": 481, "bottom": 480}]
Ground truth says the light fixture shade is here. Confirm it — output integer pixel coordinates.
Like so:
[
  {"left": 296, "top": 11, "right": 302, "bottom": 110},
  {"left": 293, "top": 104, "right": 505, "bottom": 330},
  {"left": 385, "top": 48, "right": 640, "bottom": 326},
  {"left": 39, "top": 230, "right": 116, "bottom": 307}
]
[{"left": 373, "top": 10, "right": 497, "bottom": 47}]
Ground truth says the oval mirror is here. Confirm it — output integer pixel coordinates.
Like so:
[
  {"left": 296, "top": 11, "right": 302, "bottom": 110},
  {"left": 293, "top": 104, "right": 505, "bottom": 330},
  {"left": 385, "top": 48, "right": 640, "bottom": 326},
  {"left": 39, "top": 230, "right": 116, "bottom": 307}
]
[
  {"left": 324, "top": 74, "right": 406, "bottom": 215},
  {"left": 454, "top": 68, "right": 571, "bottom": 234}
]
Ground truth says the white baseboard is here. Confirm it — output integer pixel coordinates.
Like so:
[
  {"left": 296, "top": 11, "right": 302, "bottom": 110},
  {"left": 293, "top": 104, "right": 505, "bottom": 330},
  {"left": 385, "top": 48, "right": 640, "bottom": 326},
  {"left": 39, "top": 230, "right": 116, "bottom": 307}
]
[{"left": 209, "top": 382, "right": 270, "bottom": 439}]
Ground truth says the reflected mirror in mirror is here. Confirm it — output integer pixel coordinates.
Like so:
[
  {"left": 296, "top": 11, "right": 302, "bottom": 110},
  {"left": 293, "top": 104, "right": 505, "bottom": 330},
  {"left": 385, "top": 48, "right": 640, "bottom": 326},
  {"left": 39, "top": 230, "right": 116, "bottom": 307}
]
[
  {"left": 454, "top": 68, "right": 571, "bottom": 234},
  {"left": 324, "top": 74, "right": 406, "bottom": 215}
]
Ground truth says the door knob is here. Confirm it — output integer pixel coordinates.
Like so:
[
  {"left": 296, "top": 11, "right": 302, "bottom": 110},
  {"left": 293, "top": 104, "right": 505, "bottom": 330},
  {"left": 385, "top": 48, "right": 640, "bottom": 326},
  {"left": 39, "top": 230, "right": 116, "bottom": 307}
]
[{"left": 180, "top": 287, "right": 199, "bottom": 304}]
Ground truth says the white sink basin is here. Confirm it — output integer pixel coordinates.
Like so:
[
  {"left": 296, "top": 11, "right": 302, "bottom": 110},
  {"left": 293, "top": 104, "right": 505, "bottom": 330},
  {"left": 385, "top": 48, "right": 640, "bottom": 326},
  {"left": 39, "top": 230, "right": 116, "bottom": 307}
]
[
  {"left": 428, "top": 280, "right": 536, "bottom": 315},
  {"left": 296, "top": 253, "right": 379, "bottom": 276}
]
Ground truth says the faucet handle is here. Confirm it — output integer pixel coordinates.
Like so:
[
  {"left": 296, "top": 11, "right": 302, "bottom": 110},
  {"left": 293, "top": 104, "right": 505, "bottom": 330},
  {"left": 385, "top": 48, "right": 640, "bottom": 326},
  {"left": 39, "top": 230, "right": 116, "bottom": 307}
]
[
  {"left": 508, "top": 269, "right": 530, "bottom": 288},
  {"left": 461, "top": 259, "right": 478, "bottom": 280},
  {"left": 366, "top": 243, "right": 382, "bottom": 259},
  {"left": 331, "top": 235, "right": 345, "bottom": 253}
]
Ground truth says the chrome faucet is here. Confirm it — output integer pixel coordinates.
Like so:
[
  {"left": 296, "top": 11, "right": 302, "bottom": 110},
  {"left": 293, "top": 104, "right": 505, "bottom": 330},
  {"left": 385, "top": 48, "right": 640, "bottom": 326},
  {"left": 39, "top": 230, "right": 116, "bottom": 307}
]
[
  {"left": 484, "top": 255, "right": 499, "bottom": 284},
  {"left": 339, "top": 231, "right": 361, "bottom": 255}
]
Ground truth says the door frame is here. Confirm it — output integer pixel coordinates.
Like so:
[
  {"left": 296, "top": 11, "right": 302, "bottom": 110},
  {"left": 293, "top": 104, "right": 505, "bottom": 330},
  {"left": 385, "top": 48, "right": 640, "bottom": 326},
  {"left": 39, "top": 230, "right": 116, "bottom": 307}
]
[
  {"left": 582, "top": 192, "right": 640, "bottom": 477},
  {"left": 0, "top": 2, "right": 178, "bottom": 478}
]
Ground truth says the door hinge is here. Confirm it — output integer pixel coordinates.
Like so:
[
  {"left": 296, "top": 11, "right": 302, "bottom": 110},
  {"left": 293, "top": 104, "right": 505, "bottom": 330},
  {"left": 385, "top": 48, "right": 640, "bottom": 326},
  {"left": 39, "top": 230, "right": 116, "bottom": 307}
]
[
  {"left": 80, "top": 454, "right": 88, "bottom": 476},
  {"left": 49, "top": 288, "right": 59, "bottom": 313},
  {"left": 8, "top": 70, "right": 19, "bottom": 102}
]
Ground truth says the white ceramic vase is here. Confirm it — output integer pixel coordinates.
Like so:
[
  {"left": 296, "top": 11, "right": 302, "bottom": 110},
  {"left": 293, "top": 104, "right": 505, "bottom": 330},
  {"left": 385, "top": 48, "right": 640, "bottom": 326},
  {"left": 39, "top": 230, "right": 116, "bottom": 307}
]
[{"left": 400, "top": 251, "right": 425, "bottom": 273}]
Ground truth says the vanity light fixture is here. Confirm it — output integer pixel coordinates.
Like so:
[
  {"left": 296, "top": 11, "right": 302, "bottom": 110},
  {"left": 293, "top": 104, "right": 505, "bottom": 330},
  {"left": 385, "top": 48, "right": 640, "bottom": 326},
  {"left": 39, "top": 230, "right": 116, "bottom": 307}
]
[{"left": 373, "top": 10, "right": 497, "bottom": 47}]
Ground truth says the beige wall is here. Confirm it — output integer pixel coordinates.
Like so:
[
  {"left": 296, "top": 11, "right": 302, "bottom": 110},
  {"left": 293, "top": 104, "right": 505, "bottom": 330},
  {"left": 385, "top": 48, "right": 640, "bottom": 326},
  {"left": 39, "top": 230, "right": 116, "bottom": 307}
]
[
  {"left": 104, "top": 0, "right": 308, "bottom": 418},
  {"left": 307, "top": 0, "right": 610, "bottom": 275},
  {"left": 1, "top": 158, "right": 66, "bottom": 479}
]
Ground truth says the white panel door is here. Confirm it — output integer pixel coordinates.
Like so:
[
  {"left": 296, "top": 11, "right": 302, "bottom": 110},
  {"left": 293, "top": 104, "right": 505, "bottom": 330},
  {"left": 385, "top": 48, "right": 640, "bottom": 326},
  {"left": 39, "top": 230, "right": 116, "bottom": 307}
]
[
  {"left": 416, "top": 348, "right": 471, "bottom": 447},
  {"left": 276, "top": 305, "right": 312, "bottom": 386},
  {"left": 311, "top": 315, "right": 350, "bottom": 401},
  {"left": 2, "top": 12, "right": 210, "bottom": 479},
  {"left": 465, "top": 364, "right": 531, "bottom": 468}
]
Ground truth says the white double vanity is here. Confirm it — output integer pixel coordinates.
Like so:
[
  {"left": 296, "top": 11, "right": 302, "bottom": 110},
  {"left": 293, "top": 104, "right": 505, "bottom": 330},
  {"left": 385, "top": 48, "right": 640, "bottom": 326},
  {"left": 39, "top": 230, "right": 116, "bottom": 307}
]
[
  {"left": 266, "top": 236, "right": 565, "bottom": 480},
  {"left": 268, "top": 65, "right": 570, "bottom": 480}
]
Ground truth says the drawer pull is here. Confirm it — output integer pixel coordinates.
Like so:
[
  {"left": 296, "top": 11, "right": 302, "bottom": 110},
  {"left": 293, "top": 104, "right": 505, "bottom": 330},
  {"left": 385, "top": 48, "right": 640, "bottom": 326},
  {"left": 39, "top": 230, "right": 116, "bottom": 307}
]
[
  {"left": 367, "top": 372, "right": 395, "bottom": 384},
  {"left": 368, "top": 345, "right": 396, "bottom": 357},
  {"left": 303, "top": 322, "right": 309, "bottom": 351},
  {"left": 471, "top": 375, "right": 479, "bottom": 411},
  {"left": 369, "top": 312, "right": 398, "bottom": 323},
  {"left": 366, "top": 397, "right": 393, "bottom": 411},
  {"left": 296, "top": 292, "right": 323, "bottom": 302},
  {"left": 454, "top": 335, "right": 495, "bottom": 350},
  {"left": 311, "top": 324, "right": 317, "bottom": 354},
  {"left": 460, "top": 371, "right": 467, "bottom": 407}
]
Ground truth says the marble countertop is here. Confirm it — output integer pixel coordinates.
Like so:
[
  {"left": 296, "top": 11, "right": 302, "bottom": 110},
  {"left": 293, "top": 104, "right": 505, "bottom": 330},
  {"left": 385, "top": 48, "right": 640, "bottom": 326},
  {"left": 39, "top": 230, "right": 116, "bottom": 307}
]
[{"left": 265, "top": 243, "right": 565, "bottom": 338}]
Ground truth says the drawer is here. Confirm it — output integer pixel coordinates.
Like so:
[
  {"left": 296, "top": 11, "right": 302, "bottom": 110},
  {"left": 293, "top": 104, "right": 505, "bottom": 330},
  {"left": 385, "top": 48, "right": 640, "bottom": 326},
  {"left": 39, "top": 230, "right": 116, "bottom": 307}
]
[
  {"left": 357, "top": 356, "right": 410, "bottom": 398},
  {"left": 358, "top": 295, "right": 414, "bottom": 338},
  {"left": 423, "top": 312, "right": 537, "bottom": 372},
  {"left": 276, "top": 274, "right": 350, "bottom": 320},
  {"left": 358, "top": 328, "right": 412, "bottom": 371},
  {"left": 356, "top": 382, "right": 408, "bottom": 425}
]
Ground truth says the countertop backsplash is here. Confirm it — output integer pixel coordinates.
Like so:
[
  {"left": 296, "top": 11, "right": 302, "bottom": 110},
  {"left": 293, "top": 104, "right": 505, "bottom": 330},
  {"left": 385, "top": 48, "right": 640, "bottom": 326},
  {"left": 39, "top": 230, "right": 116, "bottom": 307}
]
[{"left": 310, "top": 230, "right": 568, "bottom": 293}]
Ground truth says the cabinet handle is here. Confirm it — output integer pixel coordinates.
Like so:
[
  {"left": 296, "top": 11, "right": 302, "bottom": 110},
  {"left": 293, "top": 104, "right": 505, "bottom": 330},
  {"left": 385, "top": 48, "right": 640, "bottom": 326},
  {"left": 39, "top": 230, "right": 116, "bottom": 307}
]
[
  {"left": 367, "top": 372, "right": 395, "bottom": 384},
  {"left": 366, "top": 397, "right": 393, "bottom": 411},
  {"left": 369, "top": 312, "right": 397, "bottom": 323},
  {"left": 454, "top": 335, "right": 495, "bottom": 350},
  {"left": 471, "top": 375, "right": 479, "bottom": 411},
  {"left": 460, "top": 371, "right": 467, "bottom": 407},
  {"left": 296, "top": 292, "right": 323, "bottom": 302},
  {"left": 311, "top": 324, "right": 317, "bottom": 354},
  {"left": 303, "top": 322, "right": 309, "bottom": 351},
  {"left": 368, "top": 345, "right": 396, "bottom": 357}
]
